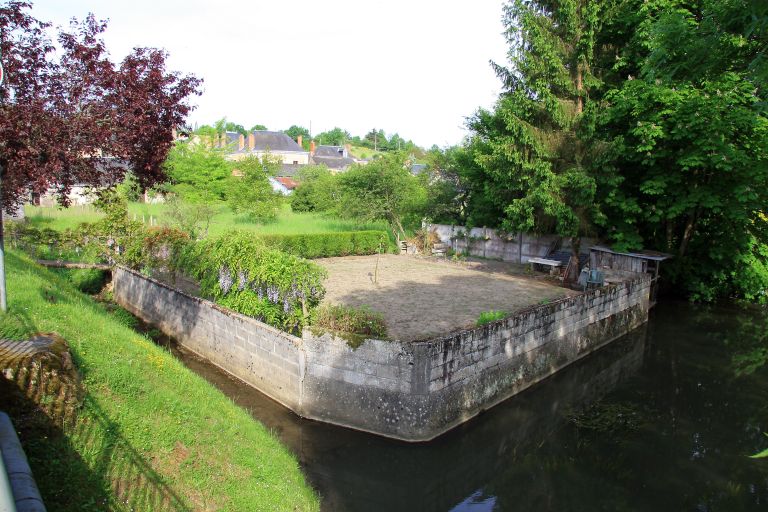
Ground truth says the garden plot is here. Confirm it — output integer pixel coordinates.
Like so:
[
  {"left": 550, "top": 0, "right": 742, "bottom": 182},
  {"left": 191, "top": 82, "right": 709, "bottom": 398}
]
[{"left": 316, "top": 254, "right": 577, "bottom": 341}]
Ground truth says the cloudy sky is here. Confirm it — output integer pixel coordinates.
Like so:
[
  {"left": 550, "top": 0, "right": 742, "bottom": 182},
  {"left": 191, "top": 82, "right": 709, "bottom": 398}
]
[{"left": 31, "top": 1, "right": 509, "bottom": 148}]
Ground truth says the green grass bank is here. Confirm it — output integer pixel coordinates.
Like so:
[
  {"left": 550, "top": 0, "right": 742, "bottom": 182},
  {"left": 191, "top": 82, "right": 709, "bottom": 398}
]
[{"left": 0, "top": 250, "right": 319, "bottom": 511}]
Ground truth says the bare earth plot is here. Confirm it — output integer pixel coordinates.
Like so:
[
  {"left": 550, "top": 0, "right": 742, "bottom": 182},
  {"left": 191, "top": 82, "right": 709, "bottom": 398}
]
[{"left": 316, "top": 254, "right": 577, "bottom": 341}]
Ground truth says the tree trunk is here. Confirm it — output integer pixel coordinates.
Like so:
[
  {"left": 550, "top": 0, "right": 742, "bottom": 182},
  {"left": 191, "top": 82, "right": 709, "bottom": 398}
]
[
  {"left": 678, "top": 208, "right": 700, "bottom": 258},
  {"left": 565, "top": 236, "right": 581, "bottom": 283},
  {"left": 575, "top": 64, "right": 584, "bottom": 114}
]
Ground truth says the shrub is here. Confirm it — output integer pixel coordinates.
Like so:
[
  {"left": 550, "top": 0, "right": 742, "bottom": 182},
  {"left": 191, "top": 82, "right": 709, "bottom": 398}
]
[
  {"left": 6, "top": 215, "right": 190, "bottom": 274},
  {"left": 476, "top": 310, "right": 507, "bottom": 326},
  {"left": 51, "top": 268, "right": 109, "bottom": 295},
  {"left": 123, "top": 226, "right": 191, "bottom": 273},
  {"left": 181, "top": 231, "right": 327, "bottom": 333},
  {"left": 312, "top": 304, "right": 387, "bottom": 338},
  {"left": 258, "top": 231, "right": 389, "bottom": 258},
  {"left": 408, "top": 227, "right": 440, "bottom": 253}
]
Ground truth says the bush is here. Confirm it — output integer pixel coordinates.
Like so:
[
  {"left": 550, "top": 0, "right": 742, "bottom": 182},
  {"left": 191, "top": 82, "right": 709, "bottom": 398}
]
[
  {"left": 51, "top": 268, "right": 109, "bottom": 295},
  {"left": 312, "top": 304, "right": 387, "bottom": 338},
  {"left": 476, "top": 310, "right": 507, "bottom": 326},
  {"left": 6, "top": 215, "right": 190, "bottom": 274},
  {"left": 258, "top": 231, "right": 389, "bottom": 258},
  {"left": 181, "top": 231, "right": 327, "bottom": 333}
]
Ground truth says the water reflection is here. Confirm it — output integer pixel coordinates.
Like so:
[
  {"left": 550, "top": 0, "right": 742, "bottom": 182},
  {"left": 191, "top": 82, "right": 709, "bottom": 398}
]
[{"left": 170, "top": 321, "right": 648, "bottom": 511}]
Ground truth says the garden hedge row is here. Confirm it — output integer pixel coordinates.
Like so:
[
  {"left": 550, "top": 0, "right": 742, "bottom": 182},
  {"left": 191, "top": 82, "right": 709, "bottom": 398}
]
[{"left": 258, "top": 230, "right": 389, "bottom": 258}]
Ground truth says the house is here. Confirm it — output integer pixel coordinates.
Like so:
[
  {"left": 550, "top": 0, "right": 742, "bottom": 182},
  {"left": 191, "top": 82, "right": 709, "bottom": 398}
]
[
  {"left": 34, "top": 157, "right": 133, "bottom": 206},
  {"left": 224, "top": 130, "right": 310, "bottom": 165},
  {"left": 310, "top": 144, "right": 356, "bottom": 172},
  {"left": 269, "top": 176, "right": 299, "bottom": 195}
]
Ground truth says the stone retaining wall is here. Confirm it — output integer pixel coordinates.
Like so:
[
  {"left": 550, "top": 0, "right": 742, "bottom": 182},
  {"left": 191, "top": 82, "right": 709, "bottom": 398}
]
[{"left": 114, "top": 267, "right": 651, "bottom": 441}]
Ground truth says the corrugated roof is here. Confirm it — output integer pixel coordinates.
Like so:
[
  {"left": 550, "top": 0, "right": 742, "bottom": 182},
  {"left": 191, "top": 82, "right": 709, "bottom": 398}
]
[{"left": 590, "top": 246, "right": 673, "bottom": 261}]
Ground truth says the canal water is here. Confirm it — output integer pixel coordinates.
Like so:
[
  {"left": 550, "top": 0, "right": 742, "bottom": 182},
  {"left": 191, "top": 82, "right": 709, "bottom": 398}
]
[{"left": 163, "top": 301, "right": 768, "bottom": 511}]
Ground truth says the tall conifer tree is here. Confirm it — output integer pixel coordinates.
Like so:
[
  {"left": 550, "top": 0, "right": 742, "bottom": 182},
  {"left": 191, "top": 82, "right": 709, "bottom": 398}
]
[{"left": 467, "top": 0, "right": 610, "bottom": 276}]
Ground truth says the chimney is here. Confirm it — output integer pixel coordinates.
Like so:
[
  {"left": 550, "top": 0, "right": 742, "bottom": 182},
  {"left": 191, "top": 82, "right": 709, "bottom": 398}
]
[
  {"left": 297, "top": 135, "right": 303, "bottom": 148},
  {"left": 248, "top": 133, "right": 255, "bottom": 151},
  {"left": 310, "top": 140, "right": 316, "bottom": 155},
  {"left": 238, "top": 134, "right": 245, "bottom": 151},
  {"left": 343, "top": 143, "right": 351, "bottom": 158}
]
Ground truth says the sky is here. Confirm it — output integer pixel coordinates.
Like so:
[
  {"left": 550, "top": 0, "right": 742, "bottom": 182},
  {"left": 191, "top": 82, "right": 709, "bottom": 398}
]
[{"left": 31, "top": 1, "right": 509, "bottom": 148}]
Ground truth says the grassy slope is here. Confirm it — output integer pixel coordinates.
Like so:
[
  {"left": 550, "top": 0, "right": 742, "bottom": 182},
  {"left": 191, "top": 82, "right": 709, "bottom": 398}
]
[
  {"left": 0, "top": 250, "right": 319, "bottom": 512},
  {"left": 348, "top": 145, "right": 384, "bottom": 160},
  {"left": 25, "top": 203, "right": 388, "bottom": 238}
]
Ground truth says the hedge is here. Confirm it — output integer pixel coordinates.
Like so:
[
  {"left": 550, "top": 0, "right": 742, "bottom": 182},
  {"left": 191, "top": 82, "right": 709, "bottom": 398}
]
[{"left": 258, "top": 230, "right": 389, "bottom": 258}]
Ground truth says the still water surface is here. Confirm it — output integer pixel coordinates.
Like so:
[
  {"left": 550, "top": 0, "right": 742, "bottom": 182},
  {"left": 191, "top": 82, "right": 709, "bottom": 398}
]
[{"left": 167, "top": 301, "right": 768, "bottom": 511}]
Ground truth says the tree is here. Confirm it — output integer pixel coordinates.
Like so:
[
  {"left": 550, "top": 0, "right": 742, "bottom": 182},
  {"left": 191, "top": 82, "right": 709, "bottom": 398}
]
[
  {"left": 283, "top": 125, "right": 310, "bottom": 150},
  {"left": 464, "top": 0, "right": 610, "bottom": 279},
  {"left": 289, "top": 165, "right": 338, "bottom": 212},
  {"left": 0, "top": 2, "right": 200, "bottom": 308},
  {"left": 316, "top": 127, "right": 350, "bottom": 146},
  {"left": 249, "top": 124, "right": 268, "bottom": 132},
  {"left": 337, "top": 156, "right": 426, "bottom": 242},
  {"left": 228, "top": 155, "right": 283, "bottom": 222},
  {"left": 363, "top": 128, "right": 387, "bottom": 150},
  {"left": 594, "top": 0, "right": 768, "bottom": 301},
  {"left": 164, "top": 142, "right": 230, "bottom": 203}
]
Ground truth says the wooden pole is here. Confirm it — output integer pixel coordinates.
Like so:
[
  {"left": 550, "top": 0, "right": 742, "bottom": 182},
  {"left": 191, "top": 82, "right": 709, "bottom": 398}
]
[{"left": 0, "top": 171, "right": 7, "bottom": 311}]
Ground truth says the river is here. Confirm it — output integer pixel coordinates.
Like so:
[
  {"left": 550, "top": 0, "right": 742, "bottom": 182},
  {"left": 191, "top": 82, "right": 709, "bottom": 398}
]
[{"left": 161, "top": 301, "right": 768, "bottom": 511}]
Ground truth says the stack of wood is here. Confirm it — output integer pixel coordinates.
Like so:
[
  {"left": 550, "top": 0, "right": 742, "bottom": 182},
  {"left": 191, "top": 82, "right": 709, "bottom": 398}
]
[{"left": 432, "top": 242, "right": 447, "bottom": 257}]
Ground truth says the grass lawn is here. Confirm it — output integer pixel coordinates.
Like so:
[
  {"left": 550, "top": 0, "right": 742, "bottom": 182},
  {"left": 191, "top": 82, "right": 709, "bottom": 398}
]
[
  {"left": 0, "top": 250, "right": 319, "bottom": 511},
  {"left": 25, "top": 202, "right": 389, "bottom": 238}
]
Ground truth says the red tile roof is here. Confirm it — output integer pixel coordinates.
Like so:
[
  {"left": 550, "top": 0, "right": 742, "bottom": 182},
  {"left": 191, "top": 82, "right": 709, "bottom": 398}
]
[{"left": 275, "top": 177, "right": 298, "bottom": 189}]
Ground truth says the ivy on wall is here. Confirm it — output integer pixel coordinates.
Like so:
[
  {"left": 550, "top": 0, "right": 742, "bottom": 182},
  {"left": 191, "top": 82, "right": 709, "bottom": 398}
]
[{"left": 182, "top": 231, "right": 327, "bottom": 333}]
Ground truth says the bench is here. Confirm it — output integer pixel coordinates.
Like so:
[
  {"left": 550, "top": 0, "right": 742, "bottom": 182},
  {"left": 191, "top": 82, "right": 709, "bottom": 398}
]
[{"left": 528, "top": 257, "right": 562, "bottom": 274}]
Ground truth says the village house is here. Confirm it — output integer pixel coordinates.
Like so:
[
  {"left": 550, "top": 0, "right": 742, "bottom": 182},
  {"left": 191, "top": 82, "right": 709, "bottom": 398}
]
[
  {"left": 223, "top": 130, "right": 310, "bottom": 166},
  {"left": 310, "top": 144, "right": 356, "bottom": 173}
]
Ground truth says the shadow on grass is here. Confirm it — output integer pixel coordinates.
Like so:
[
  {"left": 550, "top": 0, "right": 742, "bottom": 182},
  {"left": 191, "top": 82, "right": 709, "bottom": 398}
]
[{"left": 0, "top": 336, "right": 191, "bottom": 512}]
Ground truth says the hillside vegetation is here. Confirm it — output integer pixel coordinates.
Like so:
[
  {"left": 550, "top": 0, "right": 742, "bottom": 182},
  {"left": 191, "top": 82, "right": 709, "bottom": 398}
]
[{"left": 0, "top": 250, "right": 319, "bottom": 512}]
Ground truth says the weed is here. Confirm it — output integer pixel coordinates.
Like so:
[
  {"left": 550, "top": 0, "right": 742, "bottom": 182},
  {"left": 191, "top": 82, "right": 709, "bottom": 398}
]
[
  {"left": 312, "top": 303, "right": 387, "bottom": 338},
  {"left": 476, "top": 310, "right": 507, "bottom": 326}
]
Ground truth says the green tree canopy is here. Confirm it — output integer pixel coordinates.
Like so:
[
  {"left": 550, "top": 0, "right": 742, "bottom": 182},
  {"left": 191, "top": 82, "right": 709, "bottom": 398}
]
[
  {"left": 594, "top": 0, "right": 768, "bottom": 301},
  {"left": 463, "top": 0, "right": 609, "bottom": 276},
  {"left": 289, "top": 165, "right": 338, "bottom": 213},
  {"left": 316, "top": 127, "right": 350, "bottom": 146},
  {"left": 337, "top": 156, "right": 426, "bottom": 241},
  {"left": 164, "top": 142, "right": 231, "bottom": 203},
  {"left": 228, "top": 155, "right": 283, "bottom": 222}
]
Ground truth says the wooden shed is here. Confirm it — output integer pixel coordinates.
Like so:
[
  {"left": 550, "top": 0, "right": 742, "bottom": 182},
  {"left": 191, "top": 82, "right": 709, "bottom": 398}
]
[{"left": 589, "top": 246, "right": 672, "bottom": 306}]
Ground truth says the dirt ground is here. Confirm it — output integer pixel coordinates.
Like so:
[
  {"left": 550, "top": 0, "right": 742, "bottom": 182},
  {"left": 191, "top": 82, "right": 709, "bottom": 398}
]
[{"left": 316, "top": 254, "right": 577, "bottom": 341}]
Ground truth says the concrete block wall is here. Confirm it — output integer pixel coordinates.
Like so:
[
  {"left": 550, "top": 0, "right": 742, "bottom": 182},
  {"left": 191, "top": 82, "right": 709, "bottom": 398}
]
[
  {"left": 113, "top": 267, "right": 651, "bottom": 442},
  {"left": 113, "top": 268, "right": 303, "bottom": 410},
  {"left": 427, "top": 223, "right": 598, "bottom": 263},
  {"left": 417, "top": 278, "right": 651, "bottom": 437}
]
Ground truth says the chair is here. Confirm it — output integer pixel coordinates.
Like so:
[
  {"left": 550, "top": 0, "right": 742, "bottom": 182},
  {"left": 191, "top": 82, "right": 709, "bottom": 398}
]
[{"left": 585, "top": 269, "right": 604, "bottom": 290}]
